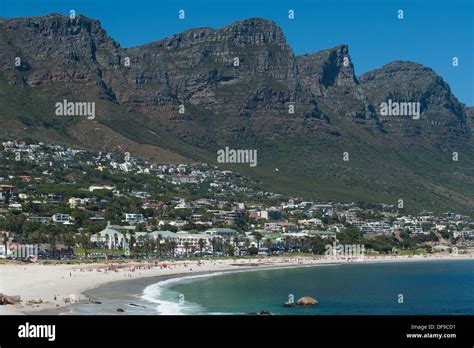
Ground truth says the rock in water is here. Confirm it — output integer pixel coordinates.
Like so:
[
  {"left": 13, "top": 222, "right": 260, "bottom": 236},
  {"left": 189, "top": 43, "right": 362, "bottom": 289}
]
[
  {"left": 0, "top": 294, "right": 22, "bottom": 305},
  {"left": 284, "top": 301, "right": 295, "bottom": 307},
  {"left": 296, "top": 296, "right": 319, "bottom": 306}
]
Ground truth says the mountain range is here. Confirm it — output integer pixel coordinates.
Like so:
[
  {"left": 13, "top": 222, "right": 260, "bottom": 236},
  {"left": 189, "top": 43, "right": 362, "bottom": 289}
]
[{"left": 0, "top": 14, "right": 473, "bottom": 213}]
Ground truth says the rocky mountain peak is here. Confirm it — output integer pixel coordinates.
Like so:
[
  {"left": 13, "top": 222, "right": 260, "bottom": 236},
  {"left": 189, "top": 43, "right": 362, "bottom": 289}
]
[
  {"left": 0, "top": 14, "right": 119, "bottom": 86},
  {"left": 2, "top": 14, "right": 115, "bottom": 45},
  {"left": 144, "top": 17, "right": 288, "bottom": 52},
  {"left": 100, "top": 16, "right": 303, "bottom": 118},
  {"left": 0, "top": 14, "right": 473, "bottom": 212},
  {"left": 359, "top": 60, "right": 465, "bottom": 117},
  {"left": 359, "top": 61, "right": 469, "bottom": 143},
  {"left": 220, "top": 18, "right": 288, "bottom": 47},
  {"left": 296, "top": 45, "right": 358, "bottom": 96},
  {"left": 0, "top": 14, "right": 469, "bottom": 140},
  {"left": 359, "top": 61, "right": 436, "bottom": 84},
  {"left": 295, "top": 45, "right": 373, "bottom": 121}
]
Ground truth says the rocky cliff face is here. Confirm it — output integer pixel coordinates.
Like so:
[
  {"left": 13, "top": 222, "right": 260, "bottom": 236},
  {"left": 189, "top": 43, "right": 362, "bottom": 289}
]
[
  {"left": 1, "top": 14, "right": 469, "bottom": 143},
  {"left": 1, "top": 15, "right": 326, "bottom": 142},
  {"left": 359, "top": 61, "right": 470, "bottom": 146},
  {"left": 296, "top": 45, "right": 374, "bottom": 122},
  {"left": 1, "top": 14, "right": 473, "bottom": 212},
  {"left": 0, "top": 14, "right": 119, "bottom": 87},
  {"left": 110, "top": 18, "right": 316, "bottom": 119},
  {"left": 465, "top": 106, "right": 474, "bottom": 131}
]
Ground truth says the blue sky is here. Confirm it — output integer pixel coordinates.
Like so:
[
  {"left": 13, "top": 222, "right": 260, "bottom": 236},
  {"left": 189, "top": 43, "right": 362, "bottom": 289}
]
[{"left": 1, "top": 0, "right": 473, "bottom": 104}]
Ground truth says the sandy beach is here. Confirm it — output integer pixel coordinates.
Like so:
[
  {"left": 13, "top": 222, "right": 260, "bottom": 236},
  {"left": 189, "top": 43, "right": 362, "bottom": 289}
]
[{"left": 1, "top": 253, "right": 472, "bottom": 315}]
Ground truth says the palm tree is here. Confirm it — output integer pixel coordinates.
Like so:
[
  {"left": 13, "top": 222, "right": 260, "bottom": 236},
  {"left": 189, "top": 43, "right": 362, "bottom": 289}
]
[
  {"left": 233, "top": 236, "right": 240, "bottom": 256},
  {"left": 76, "top": 232, "right": 91, "bottom": 257},
  {"left": 162, "top": 239, "right": 169, "bottom": 258},
  {"left": 127, "top": 229, "right": 136, "bottom": 253},
  {"left": 301, "top": 236, "right": 310, "bottom": 253},
  {"left": 183, "top": 241, "right": 190, "bottom": 258},
  {"left": 253, "top": 232, "right": 262, "bottom": 250},
  {"left": 144, "top": 236, "right": 154, "bottom": 258},
  {"left": 156, "top": 234, "right": 163, "bottom": 258},
  {"left": 1, "top": 232, "right": 9, "bottom": 256},
  {"left": 224, "top": 240, "right": 235, "bottom": 257},
  {"left": 264, "top": 238, "right": 273, "bottom": 255},
  {"left": 190, "top": 246, "right": 197, "bottom": 257},
  {"left": 136, "top": 235, "right": 145, "bottom": 254},
  {"left": 169, "top": 240, "right": 177, "bottom": 258},
  {"left": 198, "top": 238, "right": 206, "bottom": 257},
  {"left": 244, "top": 239, "right": 251, "bottom": 254},
  {"left": 63, "top": 233, "right": 75, "bottom": 255},
  {"left": 211, "top": 237, "right": 219, "bottom": 257},
  {"left": 283, "top": 235, "right": 292, "bottom": 252}
]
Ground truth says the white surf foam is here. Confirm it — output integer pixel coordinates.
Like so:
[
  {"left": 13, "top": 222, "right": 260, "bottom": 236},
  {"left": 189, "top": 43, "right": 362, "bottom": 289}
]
[{"left": 142, "top": 272, "right": 227, "bottom": 315}]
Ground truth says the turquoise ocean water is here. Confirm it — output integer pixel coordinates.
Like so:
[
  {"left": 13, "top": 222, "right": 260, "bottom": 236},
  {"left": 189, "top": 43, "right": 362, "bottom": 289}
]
[{"left": 140, "top": 260, "right": 474, "bottom": 315}]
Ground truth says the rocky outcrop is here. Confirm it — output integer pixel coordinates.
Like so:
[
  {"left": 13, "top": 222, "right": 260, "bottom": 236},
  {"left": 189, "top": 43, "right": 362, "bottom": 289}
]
[
  {"left": 110, "top": 18, "right": 319, "bottom": 120},
  {"left": 0, "top": 14, "right": 119, "bottom": 87},
  {"left": 297, "top": 45, "right": 374, "bottom": 121},
  {"left": 359, "top": 61, "right": 470, "bottom": 145},
  {"left": 465, "top": 106, "right": 474, "bottom": 131},
  {"left": 0, "top": 14, "right": 473, "bottom": 212},
  {"left": 0, "top": 14, "right": 468, "bottom": 141},
  {"left": 297, "top": 45, "right": 358, "bottom": 95},
  {"left": 296, "top": 296, "right": 319, "bottom": 306},
  {"left": 0, "top": 293, "right": 22, "bottom": 305}
]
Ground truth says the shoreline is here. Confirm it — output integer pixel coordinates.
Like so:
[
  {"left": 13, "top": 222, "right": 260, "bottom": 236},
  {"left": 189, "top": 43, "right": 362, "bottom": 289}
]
[
  {"left": 36, "top": 261, "right": 345, "bottom": 315},
  {"left": 1, "top": 253, "right": 472, "bottom": 315}
]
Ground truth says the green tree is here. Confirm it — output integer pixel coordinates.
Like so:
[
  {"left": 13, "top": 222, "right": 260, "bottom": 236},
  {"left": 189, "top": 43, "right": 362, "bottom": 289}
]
[
  {"left": 1, "top": 232, "right": 9, "bottom": 255},
  {"left": 224, "top": 240, "right": 235, "bottom": 257},
  {"left": 183, "top": 241, "right": 190, "bottom": 257},
  {"left": 337, "top": 226, "right": 363, "bottom": 244},
  {"left": 156, "top": 234, "right": 163, "bottom": 258},
  {"left": 233, "top": 236, "right": 240, "bottom": 256},
  {"left": 198, "top": 238, "right": 206, "bottom": 257},
  {"left": 76, "top": 232, "right": 91, "bottom": 257},
  {"left": 244, "top": 239, "right": 251, "bottom": 253},
  {"left": 253, "top": 232, "right": 262, "bottom": 250},
  {"left": 211, "top": 237, "right": 219, "bottom": 256}
]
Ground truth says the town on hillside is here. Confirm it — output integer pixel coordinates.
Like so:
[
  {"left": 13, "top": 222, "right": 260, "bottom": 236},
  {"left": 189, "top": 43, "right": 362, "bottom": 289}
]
[{"left": 0, "top": 140, "right": 473, "bottom": 261}]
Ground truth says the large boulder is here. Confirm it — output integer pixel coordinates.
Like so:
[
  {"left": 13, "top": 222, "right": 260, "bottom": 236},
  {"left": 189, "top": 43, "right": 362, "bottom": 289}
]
[
  {"left": 0, "top": 294, "right": 22, "bottom": 305},
  {"left": 296, "top": 296, "right": 319, "bottom": 306}
]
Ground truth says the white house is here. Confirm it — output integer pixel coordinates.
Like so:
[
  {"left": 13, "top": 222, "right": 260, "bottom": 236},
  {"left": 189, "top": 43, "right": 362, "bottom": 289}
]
[
  {"left": 52, "top": 213, "right": 72, "bottom": 224},
  {"left": 124, "top": 213, "right": 145, "bottom": 223},
  {"left": 91, "top": 225, "right": 127, "bottom": 250},
  {"left": 205, "top": 228, "right": 238, "bottom": 238},
  {"left": 174, "top": 232, "right": 212, "bottom": 253}
]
